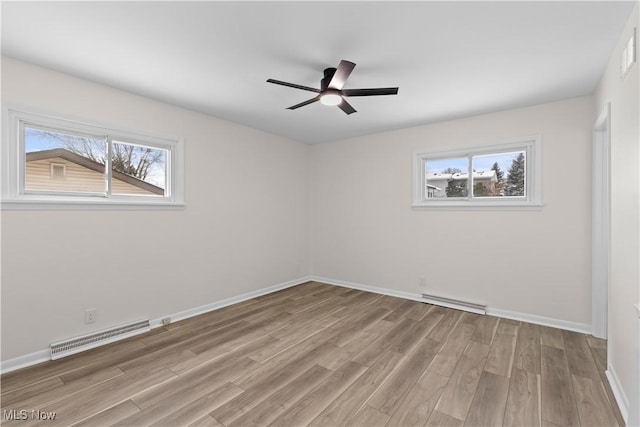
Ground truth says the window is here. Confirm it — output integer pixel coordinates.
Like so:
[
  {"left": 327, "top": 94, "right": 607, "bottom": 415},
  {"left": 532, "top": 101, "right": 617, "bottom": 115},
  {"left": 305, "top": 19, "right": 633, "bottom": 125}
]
[
  {"left": 413, "top": 136, "right": 541, "bottom": 209},
  {"left": 2, "top": 108, "right": 184, "bottom": 209}
]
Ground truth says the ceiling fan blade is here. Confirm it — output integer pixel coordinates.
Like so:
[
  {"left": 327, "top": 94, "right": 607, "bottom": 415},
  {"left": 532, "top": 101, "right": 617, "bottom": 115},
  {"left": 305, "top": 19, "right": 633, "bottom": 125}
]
[
  {"left": 342, "top": 87, "right": 399, "bottom": 97},
  {"left": 338, "top": 99, "right": 357, "bottom": 115},
  {"left": 328, "top": 60, "right": 356, "bottom": 90},
  {"left": 287, "top": 96, "right": 320, "bottom": 110},
  {"left": 267, "top": 79, "right": 320, "bottom": 93}
]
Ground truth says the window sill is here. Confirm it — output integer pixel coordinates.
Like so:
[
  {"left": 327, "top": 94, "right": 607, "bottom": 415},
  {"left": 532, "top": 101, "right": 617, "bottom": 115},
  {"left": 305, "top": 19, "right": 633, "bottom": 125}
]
[
  {"left": 1, "top": 198, "right": 185, "bottom": 211},
  {"left": 412, "top": 202, "right": 543, "bottom": 211}
]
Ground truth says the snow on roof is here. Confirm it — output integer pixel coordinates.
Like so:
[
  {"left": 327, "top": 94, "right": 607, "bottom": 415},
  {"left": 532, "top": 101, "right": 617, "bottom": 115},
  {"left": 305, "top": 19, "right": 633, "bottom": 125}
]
[{"left": 426, "top": 170, "right": 497, "bottom": 181}]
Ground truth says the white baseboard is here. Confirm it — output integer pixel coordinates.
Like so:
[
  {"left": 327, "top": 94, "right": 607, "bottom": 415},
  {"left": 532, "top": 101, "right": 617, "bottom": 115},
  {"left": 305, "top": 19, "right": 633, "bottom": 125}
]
[
  {"left": 310, "top": 276, "right": 592, "bottom": 334},
  {"left": 0, "top": 276, "right": 312, "bottom": 375},
  {"left": 606, "top": 364, "right": 629, "bottom": 424},
  {"left": 148, "top": 276, "right": 312, "bottom": 328},
  {"left": 487, "top": 308, "right": 591, "bottom": 334},
  {"left": 0, "top": 349, "right": 50, "bottom": 375}
]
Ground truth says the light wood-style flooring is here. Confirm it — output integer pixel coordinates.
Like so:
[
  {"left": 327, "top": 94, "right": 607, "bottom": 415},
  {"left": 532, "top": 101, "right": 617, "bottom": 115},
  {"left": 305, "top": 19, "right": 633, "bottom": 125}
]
[{"left": 1, "top": 282, "right": 624, "bottom": 426}]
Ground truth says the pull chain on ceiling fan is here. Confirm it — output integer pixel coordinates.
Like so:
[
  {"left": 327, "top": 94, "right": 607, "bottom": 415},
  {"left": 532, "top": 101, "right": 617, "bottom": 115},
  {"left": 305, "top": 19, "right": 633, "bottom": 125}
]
[{"left": 267, "top": 60, "right": 399, "bottom": 115}]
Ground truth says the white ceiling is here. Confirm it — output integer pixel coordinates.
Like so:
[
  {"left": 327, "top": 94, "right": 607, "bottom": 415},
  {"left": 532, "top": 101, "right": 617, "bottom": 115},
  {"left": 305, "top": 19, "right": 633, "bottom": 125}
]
[{"left": 1, "top": 1, "right": 636, "bottom": 144}]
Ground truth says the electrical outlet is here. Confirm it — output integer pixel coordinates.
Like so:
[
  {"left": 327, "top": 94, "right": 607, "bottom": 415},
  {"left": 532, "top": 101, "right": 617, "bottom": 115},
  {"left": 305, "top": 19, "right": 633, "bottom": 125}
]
[
  {"left": 162, "top": 317, "right": 171, "bottom": 326},
  {"left": 85, "top": 308, "right": 96, "bottom": 324},
  {"left": 419, "top": 277, "right": 426, "bottom": 288}
]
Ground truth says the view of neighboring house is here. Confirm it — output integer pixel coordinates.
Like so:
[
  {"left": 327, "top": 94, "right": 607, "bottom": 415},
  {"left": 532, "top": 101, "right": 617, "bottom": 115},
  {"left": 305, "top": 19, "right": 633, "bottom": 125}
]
[
  {"left": 425, "top": 169, "right": 498, "bottom": 198},
  {"left": 25, "top": 148, "right": 164, "bottom": 196}
]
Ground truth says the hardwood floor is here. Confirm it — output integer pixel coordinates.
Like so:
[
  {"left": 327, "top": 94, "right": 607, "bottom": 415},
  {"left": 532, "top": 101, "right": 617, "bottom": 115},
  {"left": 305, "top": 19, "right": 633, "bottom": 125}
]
[{"left": 1, "top": 282, "right": 624, "bottom": 426}]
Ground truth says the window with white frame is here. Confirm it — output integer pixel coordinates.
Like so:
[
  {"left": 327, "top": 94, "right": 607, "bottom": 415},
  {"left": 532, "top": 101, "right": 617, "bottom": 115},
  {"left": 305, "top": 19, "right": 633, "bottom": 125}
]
[
  {"left": 413, "top": 136, "right": 542, "bottom": 209},
  {"left": 2, "top": 108, "right": 184, "bottom": 208}
]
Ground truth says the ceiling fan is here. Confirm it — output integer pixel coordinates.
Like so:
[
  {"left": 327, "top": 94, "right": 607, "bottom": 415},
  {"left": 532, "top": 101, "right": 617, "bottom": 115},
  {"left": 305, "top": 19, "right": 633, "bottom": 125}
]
[{"left": 267, "top": 60, "right": 399, "bottom": 115}]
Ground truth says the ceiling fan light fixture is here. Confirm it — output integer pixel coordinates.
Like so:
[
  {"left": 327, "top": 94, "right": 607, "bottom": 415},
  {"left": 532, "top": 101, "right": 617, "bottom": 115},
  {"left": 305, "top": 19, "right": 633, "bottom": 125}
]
[{"left": 320, "top": 91, "right": 342, "bottom": 106}]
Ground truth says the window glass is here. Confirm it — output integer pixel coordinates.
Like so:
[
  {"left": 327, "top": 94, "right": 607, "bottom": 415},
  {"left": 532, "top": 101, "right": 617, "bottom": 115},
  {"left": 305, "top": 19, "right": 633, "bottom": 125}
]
[
  {"left": 425, "top": 157, "right": 469, "bottom": 199},
  {"left": 471, "top": 151, "right": 526, "bottom": 198},
  {"left": 24, "top": 127, "right": 106, "bottom": 194},
  {"left": 111, "top": 141, "right": 166, "bottom": 196}
]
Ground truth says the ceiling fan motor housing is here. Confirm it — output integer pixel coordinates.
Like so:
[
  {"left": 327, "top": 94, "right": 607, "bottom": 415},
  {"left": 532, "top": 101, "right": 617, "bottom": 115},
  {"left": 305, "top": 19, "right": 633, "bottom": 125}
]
[{"left": 321, "top": 68, "right": 337, "bottom": 91}]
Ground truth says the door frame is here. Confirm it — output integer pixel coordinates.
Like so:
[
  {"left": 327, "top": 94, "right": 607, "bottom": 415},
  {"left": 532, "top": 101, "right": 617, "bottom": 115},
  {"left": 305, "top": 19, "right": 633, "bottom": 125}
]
[{"left": 592, "top": 103, "right": 611, "bottom": 339}]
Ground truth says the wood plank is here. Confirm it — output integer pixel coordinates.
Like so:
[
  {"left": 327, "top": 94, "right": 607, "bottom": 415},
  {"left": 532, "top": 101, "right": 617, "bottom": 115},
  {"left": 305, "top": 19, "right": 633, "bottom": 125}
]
[
  {"left": 368, "top": 338, "right": 442, "bottom": 416},
  {"left": 503, "top": 368, "right": 541, "bottom": 427},
  {"left": 513, "top": 322, "right": 541, "bottom": 374},
  {"left": 212, "top": 342, "right": 338, "bottom": 425},
  {"left": 540, "top": 346, "right": 580, "bottom": 426},
  {"left": 150, "top": 382, "right": 243, "bottom": 427},
  {"left": 426, "top": 410, "right": 465, "bottom": 427},
  {"left": 4, "top": 366, "right": 123, "bottom": 411},
  {"left": 229, "top": 364, "right": 332, "bottom": 426},
  {"left": 128, "top": 357, "right": 257, "bottom": 412},
  {"left": 33, "top": 368, "right": 176, "bottom": 426},
  {"left": 309, "top": 351, "right": 405, "bottom": 426},
  {"left": 427, "top": 321, "right": 476, "bottom": 377},
  {"left": 464, "top": 371, "right": 510, "bottom": 426},
  {"left": 435, "top": 341, "right": 490, "bottom": 421},
  {"left": 427, "top": 308, "right": 463, "bottom": 342},
  {"left": 562, "top": 330, "right": 600, "bottom": 380},
  {"left": 404, "top": 301, "right": 434, "bottom": 321},
  {"left": 170, "top": 334, "right": 276, "bottom": 376},
  {"left": 352, "top": 318, "right": 419, "bottom": 366},
  {"left": 571, "top": 375, "right": 620, "bottom": 427},
  {"left": 1, "top": 376, "right": 65, "bottom": 407},
  {"left": 470, "top": 315, "right": 499, "bottom": 346},
  {"left": 188, "top": 415, "right": 223, "bottom": 427},
  {"left": 269, "top": 361, "right": 367, "bottom": 427},
  {"left": 539, "top": 326, "right": 565, "bottom": 349},
  {"left": 348, "top": 405, "right": 390, "bottom": 427},
  {"left": 233, "top": 328, "right": 339, "bottom": 389},
  {"left": 72, "top": 400, "right": 140, "bottom": 427},
  {"left": 484, "top": 320, "right": 518, "bottom": 377},
  {"left": 386, "top": 371, "right": 449, "bottom": 427}
]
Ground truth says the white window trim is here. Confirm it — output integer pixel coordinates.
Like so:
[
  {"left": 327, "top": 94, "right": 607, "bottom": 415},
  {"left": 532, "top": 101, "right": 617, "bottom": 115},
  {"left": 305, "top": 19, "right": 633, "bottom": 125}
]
[
  {"left": 412, "top": 135, "right": 543, "bottom": 210},
  {"left": 2, "top": 106, "right": 184, "bottom": 210}
]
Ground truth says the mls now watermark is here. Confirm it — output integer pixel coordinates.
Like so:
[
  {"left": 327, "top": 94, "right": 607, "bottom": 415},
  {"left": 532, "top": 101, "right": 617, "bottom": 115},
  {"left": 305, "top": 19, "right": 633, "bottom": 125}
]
[{"left": 3, "top": 409, "right": 57, "bottom": 421}]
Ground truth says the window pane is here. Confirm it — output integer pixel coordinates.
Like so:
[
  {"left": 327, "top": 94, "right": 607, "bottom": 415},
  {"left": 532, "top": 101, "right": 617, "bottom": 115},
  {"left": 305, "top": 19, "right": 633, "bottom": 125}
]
[
  {"left": 472, "top": 151, "right": 525, "bottom": 198},
  {"left": 24, "top": 127, "right": 107, "bottom": 193},
  {"left": 425, "top": 157, "right": 469, "bottom": 198},
  {"left": 111, "top": 141, "right": 166, "bottom": 196}
]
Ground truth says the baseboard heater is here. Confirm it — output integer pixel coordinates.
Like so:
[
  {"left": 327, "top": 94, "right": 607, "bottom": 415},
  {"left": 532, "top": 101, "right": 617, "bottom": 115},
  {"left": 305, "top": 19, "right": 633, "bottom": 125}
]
[
  {"left": 421, "top": 293, "right": 487, "bottom": 315},
  {"left": 50, "top": 319, "right": 150, "bottom": 360}
]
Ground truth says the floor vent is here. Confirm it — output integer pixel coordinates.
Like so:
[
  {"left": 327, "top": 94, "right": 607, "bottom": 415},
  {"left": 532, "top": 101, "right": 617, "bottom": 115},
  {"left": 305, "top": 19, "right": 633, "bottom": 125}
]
[
  {"left": 422, "top": 293, "right": 487, "bottom": 315},
  {"left": 50, "top": 320, "right": 150, "bottom": 360}
]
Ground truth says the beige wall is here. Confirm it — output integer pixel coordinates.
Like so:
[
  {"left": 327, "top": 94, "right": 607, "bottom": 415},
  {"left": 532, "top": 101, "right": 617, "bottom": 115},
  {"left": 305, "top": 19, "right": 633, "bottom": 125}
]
[
  {"left": 1, "top": 57, "right": 310, "bottom": 361},
  {"left": 595, "top": 3, "right": 640, "bottom": 424},
  {"left": 310, "top": 96, "right": 594, "bottom": 326}
]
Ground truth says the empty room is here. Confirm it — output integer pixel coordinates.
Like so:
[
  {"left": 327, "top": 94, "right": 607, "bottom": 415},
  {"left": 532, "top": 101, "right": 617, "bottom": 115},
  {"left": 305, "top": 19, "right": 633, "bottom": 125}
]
[{"left": 1, "top": 1, "right": 639, "bottom": 426}]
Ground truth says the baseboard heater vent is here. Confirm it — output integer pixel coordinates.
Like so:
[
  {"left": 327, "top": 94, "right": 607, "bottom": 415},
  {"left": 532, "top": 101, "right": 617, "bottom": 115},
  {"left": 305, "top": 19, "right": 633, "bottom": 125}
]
[
  {"left": 50, "top": 319, "right": 150, "bottom": 360},
  {"left": 421, "top": 293, "right": 487, "bottom": 315}
]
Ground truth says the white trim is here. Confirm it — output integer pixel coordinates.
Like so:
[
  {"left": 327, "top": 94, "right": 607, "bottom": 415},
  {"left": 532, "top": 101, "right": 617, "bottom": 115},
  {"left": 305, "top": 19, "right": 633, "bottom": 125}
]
[
  {"left": 635, "top": 304, "right": 640, "bottom": 317},
  {"left": 147, "top": 276, "right": 311, "bottom": 328},
  {"left": 0, "top": 349, "right": 50, "bottom": 375},
  {"left": 412, "top": 135, "right": 543, "bottom": 209},
  {"left": 311, "top": 276, "right": 426, "bottom": 302},
  {"left": 606, "top": 364, "right": 630, "bottom": 423},
  {"left": 592, "top": 103, "right": 611, "bottom": 339},
  {"left": 309, "top": 276, "right": 591, "bottom": 333},
  {"left": 0, "top": 276, "right": 312, "bottom": 374},
  {"left": 486, "top": 307, "right": 591, "bottom": 334}
]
